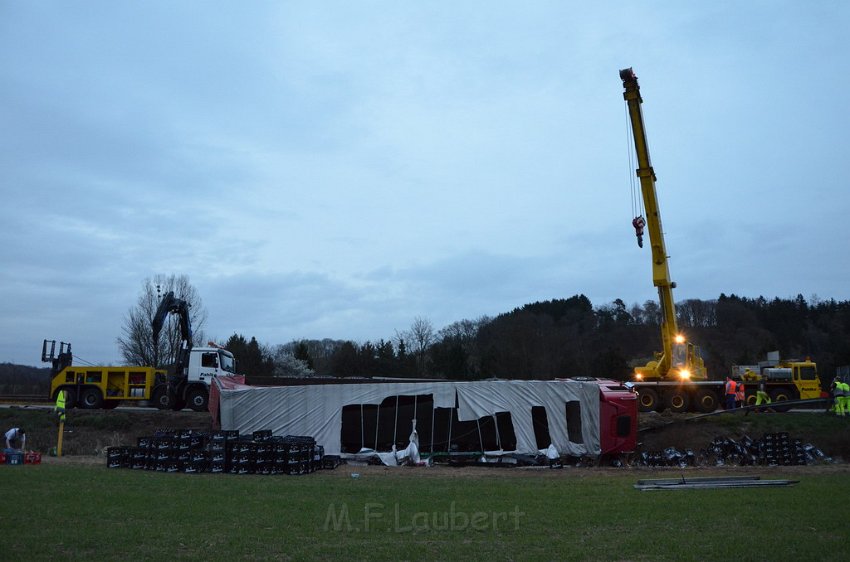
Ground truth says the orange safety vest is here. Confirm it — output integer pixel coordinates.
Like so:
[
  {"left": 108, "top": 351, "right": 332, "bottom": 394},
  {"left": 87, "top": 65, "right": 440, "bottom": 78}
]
[{"left": 726, "top": 380, "right": 737, "bottom": 395}]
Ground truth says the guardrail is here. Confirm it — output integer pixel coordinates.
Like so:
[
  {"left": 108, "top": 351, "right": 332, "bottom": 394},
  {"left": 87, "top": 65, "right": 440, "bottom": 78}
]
[{"left": 0, "top": 394, "right": 51, "bottom": 404}]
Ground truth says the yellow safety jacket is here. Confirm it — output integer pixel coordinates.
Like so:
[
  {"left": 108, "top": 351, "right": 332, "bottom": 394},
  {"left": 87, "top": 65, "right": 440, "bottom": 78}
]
[{"left": 55, "top": 390, "right": 66, "bottom": 421}]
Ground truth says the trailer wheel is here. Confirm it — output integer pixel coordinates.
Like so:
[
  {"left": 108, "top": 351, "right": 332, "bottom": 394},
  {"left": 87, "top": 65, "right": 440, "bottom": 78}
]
[
  {"left": 770, "top": 388, "right": 793, "bottom": 412},
  {"left": 187, "top": 387, "right": 209, "bottom": 412},
  {"left": 79, "top": 387, "right": 104, "bottom": 409},
  {"left": 664, "top": 390, "right": 690, "bottom": 413},
  {"left": 694, "top": 389, "right": 718, "bottom": 413},
  {"left": 637, "top": 388, "right": 660, "bottom": 412}
]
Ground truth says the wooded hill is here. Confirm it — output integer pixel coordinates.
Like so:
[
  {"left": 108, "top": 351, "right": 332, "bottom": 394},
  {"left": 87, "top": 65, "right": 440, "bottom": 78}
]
[
  {"left": 6, "top": 293, "right": 850, "bottom": 395},
  {"left": 254, "top": 293, "right": 850, "bottom": 385}
]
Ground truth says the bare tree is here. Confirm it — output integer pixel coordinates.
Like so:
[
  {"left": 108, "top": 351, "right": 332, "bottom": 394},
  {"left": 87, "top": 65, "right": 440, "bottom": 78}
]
[
  {"left": 117, "top": 275, "right": 207, "bottom": 367},
  {"left": 407, "top": 316, "right": 434, "bottom": 376}
]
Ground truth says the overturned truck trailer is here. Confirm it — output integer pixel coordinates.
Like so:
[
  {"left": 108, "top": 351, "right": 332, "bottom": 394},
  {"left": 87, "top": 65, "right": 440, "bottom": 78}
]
[{"left": 211, "top": 377, "right": 637, "bottom": 462}]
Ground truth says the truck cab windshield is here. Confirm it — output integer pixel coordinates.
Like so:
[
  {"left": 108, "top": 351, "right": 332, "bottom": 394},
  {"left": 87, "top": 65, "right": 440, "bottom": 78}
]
[{"left": 219, "top": 353, "right": 236, "bottom": 374}]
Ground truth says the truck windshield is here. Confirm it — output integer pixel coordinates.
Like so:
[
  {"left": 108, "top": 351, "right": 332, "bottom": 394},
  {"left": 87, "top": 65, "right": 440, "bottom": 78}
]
[
  {"left": 798, "top": 366, "right": 817, "bottom": 380},
  {"left": 219, "top": 352, "right": 236, "bottom": 374}
]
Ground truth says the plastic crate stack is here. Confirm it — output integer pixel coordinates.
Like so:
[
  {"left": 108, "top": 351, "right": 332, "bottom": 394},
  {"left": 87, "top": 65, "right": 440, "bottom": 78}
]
[
  {"left": 757, "top": 432, "right": 809, "bottom": 466},
  {"left": 107, "top": 428, "right": 208, "bottom": 472},
  {"left": 106, "top": 430, "right": 336, "bottom": 475},
  {"left": 208, "top": 429, "right": 240, "bottom": 473},
  {"left": 1, "top": 451, "right": 40, "bottom": 465}
]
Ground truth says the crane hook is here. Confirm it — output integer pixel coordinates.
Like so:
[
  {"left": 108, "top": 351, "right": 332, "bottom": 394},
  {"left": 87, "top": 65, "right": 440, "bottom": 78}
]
[{"left": 632, "top": 216, "right": 646, "bottom": 248}]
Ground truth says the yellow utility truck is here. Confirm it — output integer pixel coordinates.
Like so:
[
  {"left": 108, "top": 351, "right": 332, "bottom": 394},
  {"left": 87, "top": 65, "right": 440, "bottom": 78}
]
[{"left": 43, "top": 339, "right": 168, "bottom": 409}]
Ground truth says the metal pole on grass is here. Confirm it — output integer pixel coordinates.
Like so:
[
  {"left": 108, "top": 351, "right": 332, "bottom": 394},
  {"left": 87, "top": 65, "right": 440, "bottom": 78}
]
[{"left": 57, "top": 420, "right": 64, "bottom": 457}]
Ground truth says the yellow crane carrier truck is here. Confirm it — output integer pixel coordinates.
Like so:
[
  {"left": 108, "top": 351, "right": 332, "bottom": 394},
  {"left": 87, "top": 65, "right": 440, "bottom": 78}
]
[{"left": 619, "top": 67, "right": 824, "bottom": 413}]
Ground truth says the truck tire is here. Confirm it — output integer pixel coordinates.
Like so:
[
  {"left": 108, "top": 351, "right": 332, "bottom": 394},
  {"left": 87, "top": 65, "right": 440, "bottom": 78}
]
[
  {"left": 664, "top": 389, "right": 690, "bottom": 413},
  {"left": 637, "top": 388, "right": 660, "bottom": 412},
  {"left": 694, "top": 389, "right": 718, "bottom": 413},
  {"left": 78, "top": 387, "right": 104, "bottom": 409},
  {"left": 770, "top": 388, "right": 793, "bottom": 412},
  {"left": 55, "top": 387, "right": 77, "bottom": 409},
  {"left": 151, "top": 387, "right": 172, "bottom": 410},
  {"left": 187, "top": 387, "right": 209, "bottom": 412}
]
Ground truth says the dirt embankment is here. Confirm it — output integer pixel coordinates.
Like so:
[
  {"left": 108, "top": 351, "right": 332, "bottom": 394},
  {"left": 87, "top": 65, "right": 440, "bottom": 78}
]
[
  {"left": 3, "top": 405, "right": 848, "bottom": 470},
  {"left": 636, "top": 409, "right": 850, "bottom": 463},
  {"left": 0, "top": 406, "right": 213, "bottom": 456}
]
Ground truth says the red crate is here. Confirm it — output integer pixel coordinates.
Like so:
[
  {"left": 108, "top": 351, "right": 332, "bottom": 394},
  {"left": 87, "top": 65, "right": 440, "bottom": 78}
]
[{"left": 24, "top": 452, "right": 41, "bottom": 465}]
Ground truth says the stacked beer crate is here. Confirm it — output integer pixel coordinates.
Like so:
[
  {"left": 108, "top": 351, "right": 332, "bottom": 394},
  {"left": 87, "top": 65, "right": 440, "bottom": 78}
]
[
  {"left": 757, "top": 432, "right": 808, "bottom": 466},
  {"left": 106, "top": 429, "right": 334, "bottom": 475}
]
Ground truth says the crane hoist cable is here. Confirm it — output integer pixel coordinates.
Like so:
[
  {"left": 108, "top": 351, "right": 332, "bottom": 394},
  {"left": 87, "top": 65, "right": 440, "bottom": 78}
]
[
  {"left": 72, "top": 355, "right": 97, "bottom": 367},
  {"left": 624, "top": 101, "right": 645, "bottom": 247}
]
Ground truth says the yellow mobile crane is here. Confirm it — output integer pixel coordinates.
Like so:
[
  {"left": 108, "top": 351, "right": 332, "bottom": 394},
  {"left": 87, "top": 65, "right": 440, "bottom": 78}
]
[{"left": 620, "top": 67, "right": 709, "bottom": 413}]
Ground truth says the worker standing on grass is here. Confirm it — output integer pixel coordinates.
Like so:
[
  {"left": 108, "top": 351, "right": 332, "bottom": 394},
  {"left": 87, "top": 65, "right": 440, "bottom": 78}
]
[
  {"left": 5, "top": 427, "right": 26, "bottom": 451},
  {"left": 725, "top": 377, "right": 737, "bottom": 410}
]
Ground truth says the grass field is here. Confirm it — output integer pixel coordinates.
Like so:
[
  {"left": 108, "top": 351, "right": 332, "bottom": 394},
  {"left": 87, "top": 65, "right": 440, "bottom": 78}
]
[
  {"left": 1, "top": 460, "right": 848, "bottom": 561},
  {"left": 2, "top": 406, "right": 848, "bottom": 560}
]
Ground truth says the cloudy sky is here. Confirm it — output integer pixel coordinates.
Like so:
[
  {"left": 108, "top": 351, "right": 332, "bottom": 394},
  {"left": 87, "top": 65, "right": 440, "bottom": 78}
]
[{"left": 2, "top": 2, "right": 849, "bottom": 366}]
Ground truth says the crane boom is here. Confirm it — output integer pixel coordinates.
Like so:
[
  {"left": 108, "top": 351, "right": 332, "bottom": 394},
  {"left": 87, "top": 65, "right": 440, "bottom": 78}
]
[{"left": 620, "top": 67, "right": 706, "bottom": 382}]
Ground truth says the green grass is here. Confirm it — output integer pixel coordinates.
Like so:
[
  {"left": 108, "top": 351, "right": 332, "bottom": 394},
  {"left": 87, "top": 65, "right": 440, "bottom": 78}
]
[{"left": 0, "top": 463, "right": 847, "bottom": 561}]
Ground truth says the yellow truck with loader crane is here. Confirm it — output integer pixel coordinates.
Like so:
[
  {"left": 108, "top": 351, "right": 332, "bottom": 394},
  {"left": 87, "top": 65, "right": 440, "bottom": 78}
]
[{"left": 43, "top": 291, "right": 238, "bottom": 411}]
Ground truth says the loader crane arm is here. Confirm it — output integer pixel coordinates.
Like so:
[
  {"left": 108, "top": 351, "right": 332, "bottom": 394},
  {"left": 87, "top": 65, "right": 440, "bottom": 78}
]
[{"left": 151, "top": 291, "right": 192, "bottom": 374}]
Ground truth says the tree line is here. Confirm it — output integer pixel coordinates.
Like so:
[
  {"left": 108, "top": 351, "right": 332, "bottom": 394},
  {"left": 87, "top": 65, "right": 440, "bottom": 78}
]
[
  {"left": 224, "top": 293, "right": 850, "bottom": 387},
  {"left": 5, "top": 287, "right": 850, "bottom": 395}
]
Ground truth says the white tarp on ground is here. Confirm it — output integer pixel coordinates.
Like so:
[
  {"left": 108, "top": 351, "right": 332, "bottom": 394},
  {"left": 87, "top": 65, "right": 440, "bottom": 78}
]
[{"left": 214, "top": 379, "right": 601, "bottom": 457}]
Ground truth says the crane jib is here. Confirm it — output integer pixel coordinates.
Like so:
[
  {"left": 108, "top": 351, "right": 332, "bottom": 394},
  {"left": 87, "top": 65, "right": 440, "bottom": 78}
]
[{"left": 619, "top": 67, "right": 707, "bottom": 383}]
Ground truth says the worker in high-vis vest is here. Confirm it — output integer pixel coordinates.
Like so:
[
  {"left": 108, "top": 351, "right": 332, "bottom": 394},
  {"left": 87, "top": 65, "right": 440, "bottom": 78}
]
[
  {"left": 54, "top": 389, "right": 66, "bottom": 423},
  {"left": 725, "top": 377, "right": 737, "bottom": 410},
  {"left": 735, "top": 382, "right": 746, "bottom": 408},
  {"left": 839, "top": 380, "right": 850, "bottom": 417},
  {"left": 829, "top": 380, "right": 840, "bottom": 415},
  {"left": 755, "top": 380, "right": 771, "bottom": 413}
]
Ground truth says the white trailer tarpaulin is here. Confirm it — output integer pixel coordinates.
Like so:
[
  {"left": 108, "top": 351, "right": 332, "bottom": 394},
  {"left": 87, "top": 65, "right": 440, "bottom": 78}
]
[{"left": 214, "top": 378, "right": 601, "bottom": 457}]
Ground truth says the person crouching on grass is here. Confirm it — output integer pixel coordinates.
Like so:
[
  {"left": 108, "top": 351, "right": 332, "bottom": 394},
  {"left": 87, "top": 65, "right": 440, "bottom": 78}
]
[{"left": 5, "top": 427, "right": 26, "bottom": 451}]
